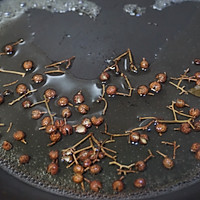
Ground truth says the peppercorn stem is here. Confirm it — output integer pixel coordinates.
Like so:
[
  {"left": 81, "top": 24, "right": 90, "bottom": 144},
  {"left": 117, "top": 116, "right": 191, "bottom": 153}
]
[
  {"left": 156, "top": 150, "right": 167, "bottom": 158},
  {"left": 113, "top": 50, "right": 129, "bottom": 62},
  {"left": 89, "top": 137, "right": 96, "bottom": 152},
  {"left": 144, "top": 149, "right": 155, "bottom": 162},
  {"left": 65, "top": 56, "right": 75, "bottom": 69},
  {"left": 45, "top": 60, "right": 68, "bottom": 68},
  {"left": 171, "top": 101, "right": 177, "bottom": 121},
  {"left": 45, "top": 70, "right": 65, "bottom": 74},
  {"left": 43, "top": 95, "right": 54, "bottom": 125},
  {"left": 169, "top": 81, "right": 188, "bottom": 95},
  {"left": 109, "top": 161, "right": 135, "bottom": 169},
  {"left": 6, "top": 122, "right": 13, "bottom": 133},
  {"left": 74, "top": 145, "right": 93, "bottom": 155},
  {"left": 167, "top": 105, "right": 193, "bottom": 118},
  {"left": 103, "top": 146, "right": 117, "bottom": 154},
  {"left": 9, "top": 89, "right": 37, "bottom": 106},
  {"left": 21, "top": 139, "right": 27, "bottom": 144},
  {"left": 30, "top": 99, "right": 46, "bottom": 107},
  {"left": 0, "top": 123, "right": 5, "bottom": 126},
  {"left": 117, "top": 169, "right": 137, "bottom": 175},
  {"left": 171, "top": 77, "right": 197, "bottom": 82},
  {"left": 3, "top": 80, "right": 19, "bottom": 87},
  {"left": 11, "top": 38, "right": 24, "bottom": 46},
  {"left": 47, "top": 141, "right": 56, "bottom": 146},
  {"left": 72, "top": 153, "right": 79, "bottom": 165},
  {"left": 0, "top": 68, "right": 25, "bottom": 77},
  {"left": 127, "top": 48, "right": 137, "bottom": 72},
  {"left": 97, "top": 97, "right": 108, "bottom": 115}
]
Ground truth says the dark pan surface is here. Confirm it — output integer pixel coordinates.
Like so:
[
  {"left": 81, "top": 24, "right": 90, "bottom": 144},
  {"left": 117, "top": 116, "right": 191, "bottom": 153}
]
[{"left": 0, "top": 0, "right": 200, "bottom": 199}]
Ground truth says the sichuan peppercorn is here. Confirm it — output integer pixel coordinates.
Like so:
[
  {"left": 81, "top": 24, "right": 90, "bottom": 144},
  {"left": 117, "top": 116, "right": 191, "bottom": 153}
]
[
  {"left": 155, "top": 123, "right": 167, "bottom": 134},
  {"left": 112, "top": 180, "right": 124, "bottom": 192},
  {"left": 149, "top": 81, "right": 162, "bottom": 93},
  {"left": 73, "top": 164, "right": 84, "bottom": 174},
  {"left": 4, "top": 44, "right": 13, "bottom": 54},
  {"left": 99, "top": 72, "right": 110, "bottom": 82},
  {"left": 90, "top": 164, "right": 101, "bottom": 174},
  {"left": 91, "top": 116, "right": 104, "bottom": 126},
  {"left": 73, "top": 91, "right": 84, "bottom": 104},
  {"left": 81, "top": 118, "right": 92, "bottom": 128},
  {"left": 75, "top": 124, "right": 87, "bottom": 134},
  {"left": 45, "top": 124, "right": 57, "bottom": 134},
  {"left": 32, "top": 74, "right": 44, "bottom": 83},
  {"left": 47, "top": 163, "right": 59, "bottom": 175},
  {"left": 189, "top": 108, "right": 200, "bottom": 118},
  {"left": 180, "top": 123, "right": 191, "bottom": 134},
  {"left": 195, "top": 150, "right": 200, "bottom": 160},
  {"left": 194, "top": 59, "right": 200, "bottom": 65},
  {"left": 139, "top": 134, "right": 149, "bottom": 145},
  {"left": 194, "top": 121, "right": 200, "bottom": 131},
  {"left": 140, "top": 58, "right": 149, "bottom": 70},
  {"left": 55, "top": 119, "right": 65, "bottom": 129},
  {"left": 57, "top": 97, "right": 69, "bottom": 107},
  {"left": 31, "top": 109, "right": 43, "bottom": 120},
  {"left": 49, "top": 150, "right": 59, "bottom": 160},
  {"left": 22, "top": 60, "right": 33, "bottom": 71},
  {"left": 175, "top": 99, "right": 187, "bottom": 108},
  {"left": 19, "top": 155, "right": 30, "bottom": 164},
  {"left": 41, "top": 116, "right": 51, "bottom": 127},
  {"left": 77, "top": 104, "right": 89, "bottom": 114},
  {"left": 61, "top": 107, "right": 72, "bottom": 118},
  {"left": 22, "top": 100, "right": 32, "bottom": 108},
  {"left": 137, "top": 85, "right": 148, "bottom": 96},
  {"left": 83, "top": 158, "right": 92, "bottom": 168},
  {"left": 191, "top": 143, "right": 200, "bottom": 152},
  {"left": 2, "top": 141, "right": 12, "bottom": 151},
  {"left": 78, "top": 150, "right": 89, "bottom": 161},
  {"left": 13, "top": 131, "right": 25, "bottom": 141},
  {"left": 130, "top": 132, "right": 140, "bottom": 143},
  {"left": 59, "top": 124, "right": 73, "bottom": 135},
  {"left": 106, "top": 85, "right": 117, "bottom": 96},
  {"left": 135, "top": 161, "right": 146, "bottom": 172},
  {"left": 0, "top": 95, "right": 4, "bottom": 104},
  {"left": 196, "top": 79, "right": 200, "bottom": 86},
  {"left": 194, "top": 72, "right": 200, "bottom": 79},
  {"left": 156, "top": 73, "right": 167, "bottom": 83},
  {"left": 90, "top": 180, "right": 102, "bottom": 192},
  {"left": 72, "top": 173, "right": 83, "bottom": 183},
  {"left": 98, "top": 152, "right": 105, "bottom": 159},
  {"left": 134, "top": 178, "right": 146, "bottom": 188},
  {"left": 44, "top": 88, "right": 56, "bottom": 100},
  {"left": 50, "top": 132, "right": 61, "bottom": 143},
  {"left": 88, "top": 150, "right": 97, "bottom": 161},
  {"left": 16, "top": 84, "right": 27, "bottom": 95},
  {"left": 162, "top": 157, "right": 174, "bottom": 169}
]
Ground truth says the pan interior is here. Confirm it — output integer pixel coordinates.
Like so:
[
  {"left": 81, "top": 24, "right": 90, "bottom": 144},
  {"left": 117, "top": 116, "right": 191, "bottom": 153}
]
[{"left": 0, "top": 0, "right": 200, "bottom": 199}]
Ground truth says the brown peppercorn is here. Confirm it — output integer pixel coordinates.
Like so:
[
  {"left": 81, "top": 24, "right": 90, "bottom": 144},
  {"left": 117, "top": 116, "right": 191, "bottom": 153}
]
[
  {"left": 41, "top": 116, "right": 51, "bottom": 127},
  {"left": 77, "top": 104, "right": 89, "bottom": 114},
  {"left": 49, "top": 150, "right": 59, "bottom": 160},
  {"left": 75, "top": 124, "right": 87, "bottom": 134},
  {"left": 47, "top": 163, "right": 59, "bottom": 175},
  {"left": 2, "top": 141, "right": 12, "bottom": 151},
  {"left": 83, "top": 158, "right": 92, "bottom": 168},
  {"left": 57, "top": 97, "right": 69, "bottom": 107},
  {"left": 189, "top": 108, "right": 200, "bottom": 118},
  {"left": 3, "top": 89, "right": 12, "bottom": 96},
  {"left": 55, "top": 119, "right": 65, "bottom": 129},
  {"left": 73, "top": 91, "right": 84, "bottom": 104},
  {"left": 90, "top": 164, "right": 101, "bottom": 174},
  {"left": 4, "top": 44, "right": 13, "bottom": 54},
  {"left": 61, "top": 107, "right": 72, "bottom": 118},
  {"left": 149, "top": 81, "right": 162, "bottom": 93},
  {"left": 98, "top": 152, "right": 105, "bottom": 159},
  {"left": 22, "top": 100, "right": 32, "bottom": 108},
  {"left": 155, "top": 123, "right": 167, "bottom": 134},
  {"left": 0, "top": 95, "right": 4, "bottom": 104},
  {"left": 135, "top": 161, "right": 146, "bottom": 172},
  {"left": 175, "top": 99, "right": 187, "bottom": 108},
  {"left": 62, "top": 155, "right": 73, "bottom": 163},
  {"left": 130, "top": 132, "right": 140, "bottom": 143},
  {"left": 13, "top": 131, "right": 25, "bottom": 141},
  {"left": 22, "top": 60, "right": 33, "bottom": 71},
  {"left": 16, "top": 84, "right": 27, "bottom": 95},
  {"left": 45, "top": 124, "right": 57, "bottom": 134},
  {"left": 78, "top": 150, "right": 89, "bottom": 161},
  {"left": 44, "top": 88, "right": 56, "bottom": 100},
  {"left": 163, "top": 157, "right": 174, "bottom": 169},
  {"left": 180, "top": 123, "right": 191, "bottom": 134},
  {"left": 191, "top": 143, "right": 200, "bottom": 153},
  {"left": 90, "top": 180, "right": 102, "bottom": 192},
  {"left": 196, "top": 79, "right": 200, "bottom": 86},
  {"left": 19, "top": 155, "right": 30, "bottom": 164},
  {"left": 112, "top": 180, "right": 124, "bottom": 192},
  {"left": 137, "top": 85, "right": 149, "bottom": 96},
  {"left": 88, "top": 150, "right": 97, "bottom": 161},
  {"left": 194, "top": 72, "right": 200, "bottom": 79},
  {"left": 194, "top": 121, "right": 200, "bottom": 131},
  {"left": 72, "top": 173, "right": 83, "bottom": 183},
  {"left": 106, "top": 85, "right": 117, "bottom": 96},
  {"left": 91, "top": 116, "right": 104, "bottom": 126},
  {"left": 194, "top": 59, "right": 200, "bottom": 65},
  {"left": 73, "top": 164, "right": 84, "bottom": 174},
  {"left": 195, "top": 150, "right": 200, "bottom": 160},
  {"left": 59, "top": 124, "right": 73, "bottom": 135},
  {"left": 81, "top": 118, "right": 92, "bottom": 128},
  {"left": 50, "top": 132, "right": 61, "bottom": 142},
  {"left": 31, "top": 109, "right": 43, "bottom": 120},
  {"left": 139, "top": 134, "right": 149, "bottom": 145},
  {"left": 140, "top": 58, "right": 149, "bottom": 70},
  {"left": 32, "top": 74, "right": 44, "bottom": 83},
  {"left": 156, "top": 73, "right": 167, "bottom": 83},
  {"left": 134, "top": 178, "right": 146, "bottom": 188},
  {"left": 99, "top": 72, "right": 110, "bottom": 82}
]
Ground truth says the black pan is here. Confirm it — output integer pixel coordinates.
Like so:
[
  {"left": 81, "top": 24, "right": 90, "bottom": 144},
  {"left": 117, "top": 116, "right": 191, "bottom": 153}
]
[{"left": 0, "top": 0, "right": 200, "bottom": 199}]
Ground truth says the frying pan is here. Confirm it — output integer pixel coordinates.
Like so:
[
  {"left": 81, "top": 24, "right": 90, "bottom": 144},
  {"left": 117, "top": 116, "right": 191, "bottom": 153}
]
[{"left": 0, "top": 0, "right": 200, "bottom": 199}]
